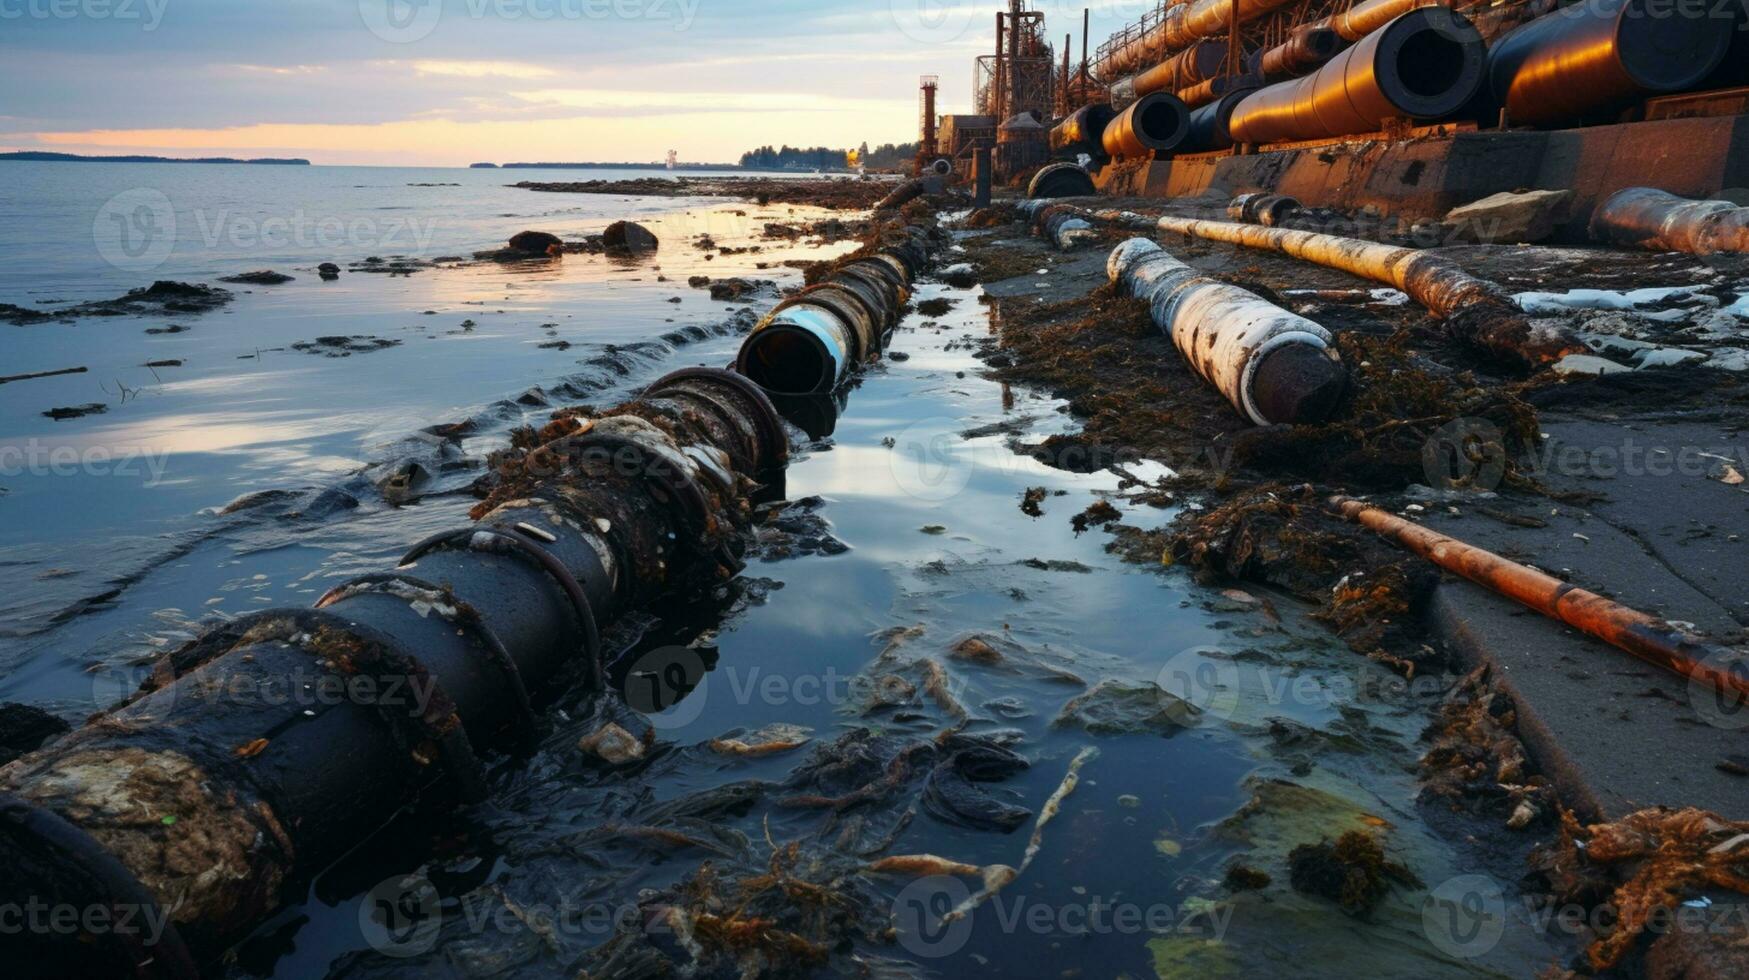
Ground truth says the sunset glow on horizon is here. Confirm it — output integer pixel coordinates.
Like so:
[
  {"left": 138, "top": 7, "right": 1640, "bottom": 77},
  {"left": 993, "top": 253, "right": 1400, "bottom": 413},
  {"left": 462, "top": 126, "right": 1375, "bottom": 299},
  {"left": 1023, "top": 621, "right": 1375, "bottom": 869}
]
[{"left": 0, "top": 0, "right": 1142, "bottom": 166}]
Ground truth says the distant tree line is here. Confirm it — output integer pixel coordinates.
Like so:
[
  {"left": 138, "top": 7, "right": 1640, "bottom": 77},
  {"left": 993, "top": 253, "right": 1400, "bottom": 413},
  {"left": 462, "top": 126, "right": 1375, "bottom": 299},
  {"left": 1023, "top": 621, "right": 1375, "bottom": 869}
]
[{"left": 738, "top": 141, "right": 920, "bottom": 170}]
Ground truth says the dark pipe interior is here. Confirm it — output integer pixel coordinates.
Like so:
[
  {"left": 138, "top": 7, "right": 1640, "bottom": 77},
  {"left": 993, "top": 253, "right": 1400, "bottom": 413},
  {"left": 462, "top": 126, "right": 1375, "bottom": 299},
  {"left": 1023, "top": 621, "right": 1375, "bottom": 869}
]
[
  {"left": 741, "top": 328, "right": 830, "bottom": 395},
  {"left": 1395, "top": 27, "right": 1468, "bottom": 98},
  {"left": 1618, "top": 0, "right": 1735, "bottom": 89},
  {"left": 1138, "top": 98, "right": 1187, "bottom": 146}
]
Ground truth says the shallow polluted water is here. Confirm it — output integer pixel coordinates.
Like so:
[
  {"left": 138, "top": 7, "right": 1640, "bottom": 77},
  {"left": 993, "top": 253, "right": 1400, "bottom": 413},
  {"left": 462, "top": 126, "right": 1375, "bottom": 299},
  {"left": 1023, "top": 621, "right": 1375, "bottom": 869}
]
[{"left": 198, "top": 272, "right": 1573, "bottom": 978}]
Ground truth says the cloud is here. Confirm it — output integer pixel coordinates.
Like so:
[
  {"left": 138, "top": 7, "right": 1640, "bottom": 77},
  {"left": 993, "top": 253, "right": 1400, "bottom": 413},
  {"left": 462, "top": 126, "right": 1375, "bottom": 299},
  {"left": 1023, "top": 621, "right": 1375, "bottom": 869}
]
[{"left": 404, "top": 59, "right": 559, "bottom": 79}]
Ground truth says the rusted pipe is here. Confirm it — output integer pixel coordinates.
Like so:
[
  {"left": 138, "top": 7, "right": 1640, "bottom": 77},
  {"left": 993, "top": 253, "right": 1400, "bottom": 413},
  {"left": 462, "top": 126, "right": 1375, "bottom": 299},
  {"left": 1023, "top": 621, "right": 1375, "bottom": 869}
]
[
  {"left": 1020, "top": 200, "right": 1102, "bottom": 250},
  {"left": 1590, "top": 187, "right": 1749, "bottom": 256},
  {"left": 1251, "top": 26, "right": 1342, "bottom": 82},
  {"left": 735, "top": 229, "right": 928, "bottom": 393},
  {"left": 1102, "top": 0, "right": 1301, "bottom": 79},
  {"left": 1229, "top": 8, "right": 1486, "bottom": 146},
  {"left": 1314, "top": 0, "right": 1446, "bottom": 41},
  {"left": 1228, "top": 192, "right": 1303, "bottom": 226},
  {"left": 1027, "top": 161, "right": 1099, "bottom": 199},
  {"left": 1, "top": 230, "right": 937, "bottom": 974},
  {"left": 0, "top": 366, "right": 792, "bottom": 975},
  {"left": 1050, "top": 102, "right": 1117, "bottom": 160},
  {"left": 1182, "top": 85, "right": 1261, "bottom": 152},
  {"left": 1487, "top": 0, "right": 1735, "bottom": 127},
  {"left": 1103, "top": 92, "right": 1192, "bottom": 160},
  {"left": 1109, "top": 238, "right": 1348, "bottom": 425},
  {"left": 1330, "top": 496, "right": 1749, "bottom": 705},
  {"left": 1109, "top": 40, "right": 1227, "bottom": 105},
  {"left": 1149, "top": 213, "right": 1582, "bottom": 368},
  {"left": 874, "top": 179, "right": 928, "bottom": 212},
  {"left": 973, "top": 146, "right": 993, "bottom": 208},
  {"left": 1178, "top": 72, "right": 1263, "bottom": 112}
]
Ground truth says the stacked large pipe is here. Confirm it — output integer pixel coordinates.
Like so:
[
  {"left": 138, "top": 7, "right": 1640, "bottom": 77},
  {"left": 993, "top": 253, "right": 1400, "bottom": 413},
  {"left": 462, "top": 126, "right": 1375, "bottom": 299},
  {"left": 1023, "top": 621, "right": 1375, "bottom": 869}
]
[
  {"left": 1227, "top": 7, "right": 1486, "bottom": 146},
  {"left": 1108, "top": 40, "right": 1228, "bottom": 106},
  {"left": 1049, "top": 102, "right": 1117, "bottom": 160},
  {"left": 1182, "top": 85, "right": 1262, "bottom": 152},
  {"left": 1108, "top": 238, "right": 1347, "bottom": 425},
  {"left": 1249, "top": 26, "right": 1342, "bottom": 83},
  {"left": 1100, "top": 0, "right": 1302, "bottom": 81},
  {"left": 1, "top": 230, "right": 934, "bottom": 976},
  {"left": 735, "top": 229, "right": 930, "bottom": 394},
  {"left": 1591, "top": 187, "right": 1749, "bottom": 256},
  {"left": 1487, "top": 0, "right": 1736, "bottom": 127},
  {"left": 1103, "top": 91, "right": 1193, "bottom": 160}
]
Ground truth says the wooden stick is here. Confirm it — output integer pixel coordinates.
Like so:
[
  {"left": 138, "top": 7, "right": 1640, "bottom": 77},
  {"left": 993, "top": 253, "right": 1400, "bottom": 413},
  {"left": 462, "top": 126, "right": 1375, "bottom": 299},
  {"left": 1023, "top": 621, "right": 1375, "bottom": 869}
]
[{"left": 0, "top": 366, "right": 87, "bottom": 385}]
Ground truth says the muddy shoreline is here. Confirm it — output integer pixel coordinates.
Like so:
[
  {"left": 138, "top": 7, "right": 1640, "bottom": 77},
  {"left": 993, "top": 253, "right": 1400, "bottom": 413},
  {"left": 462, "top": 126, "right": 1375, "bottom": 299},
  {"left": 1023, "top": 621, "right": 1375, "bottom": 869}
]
[
  {"left": 3, "top": 177, "right": 1745, "bottom": 978},
  {"left": 949, "top": 191, "right": 1749, "bottom": 977}
]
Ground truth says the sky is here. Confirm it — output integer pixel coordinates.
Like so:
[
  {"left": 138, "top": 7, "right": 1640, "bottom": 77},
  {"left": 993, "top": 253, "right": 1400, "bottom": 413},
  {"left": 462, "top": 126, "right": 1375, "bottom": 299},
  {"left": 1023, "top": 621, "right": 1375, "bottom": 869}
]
[{"left": 0, "top": 0, "right": 1146, "bottom": 167}]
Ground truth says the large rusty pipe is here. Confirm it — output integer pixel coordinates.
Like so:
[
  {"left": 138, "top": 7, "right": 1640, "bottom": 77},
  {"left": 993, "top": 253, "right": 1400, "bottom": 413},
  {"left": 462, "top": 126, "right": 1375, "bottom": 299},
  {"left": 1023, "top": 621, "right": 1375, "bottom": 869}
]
[
  {"left": 1050, "top": 102, "right": 1118, "bottom": 160},
  {"left": 1228, "top": 8, "right": 1486, "bottom": 146},
  {"left": 1102, "top": 0, "right": 1301, "bottom": 79},
  {"left": 1027, "top": 161, "right": 1099, "bottom": 199},
  {"left": 1590, "top": 187, "right": 1749, "bottom": 256},
  {"left": 735, "top": 229, "right": 929, "bottom": 393},
  {"left": 1227, "top": 192, "right": 1303, "bottom": 226},
  {"left": 1486, "top": 0, "right": 1735, "bottom": 127},
  {"left": 1178, "top": 72, "right": 1263, "bottom": 112},
  {"left": 1148, "top": 213, "right": 1582, "bottom": 367},
  {"left": 1103, "top": 91, "right": 1192, "bottom": 160},
  {"left": 1109, "top": 40, "right": 1228, "bottom": 105},
  {"left": 1331, "top": 497, "right": 1749, "bottom": 704},
  {"left": 1019, "top": 200, "right": 1102, "bottom": 250},
  {"left": 1, "top": 229, "right": 936, "bottom": 975},
  {"left": 1250, "top": 26, "right": 1343, "bottom": 82},
  {"left": 1109, "top": 238, "right": 1348, "bottom": 425},
  {"left": 1182, "top": 85, "right": 1261, "bottom": 152},
  {"left": 0, "top": 367, "right": 790, "bottom": 976},
  {"left": 1315, "top": 0, "right": 1446, "bottom": 41}
]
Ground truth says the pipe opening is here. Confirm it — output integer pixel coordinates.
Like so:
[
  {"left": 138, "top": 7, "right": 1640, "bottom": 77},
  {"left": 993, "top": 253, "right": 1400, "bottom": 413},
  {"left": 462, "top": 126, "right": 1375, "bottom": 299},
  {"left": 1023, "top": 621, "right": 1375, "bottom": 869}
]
[
  {"left": 1617, "top": 0, "right": 1735, "bottom": 90},
  {"left": 1138, "top": 98, "right": 1188, "bottom": 147},
  {"left": 1378, "top": 10, "right": 1484, "bottom": 117},
  {"left": 1396, "top": 28, "right": 1467, "bottom": 98},
  {"left": 739, "top": 327, "right": 832, "bottom": 395}
]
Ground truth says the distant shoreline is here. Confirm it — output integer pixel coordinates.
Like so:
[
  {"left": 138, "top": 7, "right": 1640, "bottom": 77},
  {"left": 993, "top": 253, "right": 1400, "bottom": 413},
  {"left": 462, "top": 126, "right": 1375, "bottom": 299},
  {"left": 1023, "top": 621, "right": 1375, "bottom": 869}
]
[{"left": 0, "top": 151, "right": 311, "bottom": 165}]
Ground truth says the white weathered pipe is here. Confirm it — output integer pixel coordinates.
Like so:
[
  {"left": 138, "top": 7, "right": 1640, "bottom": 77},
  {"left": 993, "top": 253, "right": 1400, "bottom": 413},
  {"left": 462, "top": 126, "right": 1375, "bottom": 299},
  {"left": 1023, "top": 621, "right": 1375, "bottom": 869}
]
[
  {"left": 1108, "top": 238, "right": 1347, "bottom": 425},
  {"left": 1590, "top": 187, "right": 1749, "bottom": 256},
  {"left": 1147, "top": 214, "right": 1582, "bottom": 367}
]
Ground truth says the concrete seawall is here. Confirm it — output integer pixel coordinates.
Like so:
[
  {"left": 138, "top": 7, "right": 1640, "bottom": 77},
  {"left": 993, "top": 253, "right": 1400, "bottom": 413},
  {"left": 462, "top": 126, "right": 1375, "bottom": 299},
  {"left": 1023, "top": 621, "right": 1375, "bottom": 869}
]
[{"left": 1100, "top": 112, "right": 1749, "bottom": 239}]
